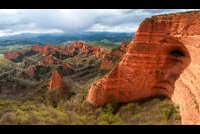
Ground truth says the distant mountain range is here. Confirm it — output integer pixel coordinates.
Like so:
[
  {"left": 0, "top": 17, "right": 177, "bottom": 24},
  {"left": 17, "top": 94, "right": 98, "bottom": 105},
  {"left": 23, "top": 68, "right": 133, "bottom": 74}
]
[{"left": 0, "top": 32, "right": 134, "bottom": 46}]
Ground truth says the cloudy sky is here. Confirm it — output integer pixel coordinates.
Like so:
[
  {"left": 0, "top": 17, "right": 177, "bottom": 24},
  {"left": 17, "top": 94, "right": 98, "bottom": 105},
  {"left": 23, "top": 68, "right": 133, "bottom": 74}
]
[{"left": 0, "top": 9, "right": 198, "bottom": 37}]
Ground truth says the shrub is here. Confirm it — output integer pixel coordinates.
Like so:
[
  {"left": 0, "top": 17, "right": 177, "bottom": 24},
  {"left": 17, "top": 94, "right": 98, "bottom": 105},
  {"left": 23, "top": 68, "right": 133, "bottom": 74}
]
[
  {"left": 119, "top": 103, "right": 135, "bottom": 112},
  {"left": 46, "top": 88, "right": 69, "bottom": 107},
  {"left": 34, "top": 65, "right": 52, "bottom": 81},
  {"left": 165, "top": 104, "right": 176, "bottom": 119},
  {"left": 102, "top": 102, "right": 118, "bottom": 115},
  {"left": 97, "top": 113, "right": 123, "bottom": 125}
]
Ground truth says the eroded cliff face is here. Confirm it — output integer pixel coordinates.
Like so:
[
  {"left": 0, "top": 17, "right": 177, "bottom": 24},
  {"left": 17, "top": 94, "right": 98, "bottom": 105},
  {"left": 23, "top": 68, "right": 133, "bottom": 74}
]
[{"left": 87, "top": 11, "right": 200, "bottom": 125}]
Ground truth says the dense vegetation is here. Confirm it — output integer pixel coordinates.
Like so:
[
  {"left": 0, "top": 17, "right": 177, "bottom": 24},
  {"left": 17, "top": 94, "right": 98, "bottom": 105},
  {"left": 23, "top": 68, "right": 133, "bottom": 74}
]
[{"left": 0, "top": 97, "right": 181, "bottom": 125}]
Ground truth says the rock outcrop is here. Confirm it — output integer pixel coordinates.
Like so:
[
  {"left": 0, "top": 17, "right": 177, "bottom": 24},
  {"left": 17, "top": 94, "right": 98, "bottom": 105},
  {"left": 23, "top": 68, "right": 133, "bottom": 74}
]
[
  {"left": 100, "top": 42, "right": 128, "bottom": 69},
  {"left": 95, "top": 48, "right": 104, "bottom": 58},
  {"left": 31, "top": 44, "right": 62, "bottom": 56},
  {"left": 40, "top": 55, "right": 62, "bottom": 65},
  {"left": 87, "top": 11, "right": 200, "bottom": 125},
  {"left": 26, "top": 66, "right": 36, "bottom": 77},
  {"left": 68, "top": 41, "right": 103, "bottom": 55},
  {"left": 4, "top": 51, "right": 20, "bottom": 60},
  {"left": 4, "top": 41, "right": 105, "bottom": 64},
  {"left": 31, "top": 44, "right": 44, "bottom": 54},
  {"left": 4, "top": 50, "right": 36, "bottom": 62},
  {"left": 41, "top": 56, "right": 55, "bottom": 65},
  {"left": 48, "top": 70, "right": 65, "bottom": 91}
]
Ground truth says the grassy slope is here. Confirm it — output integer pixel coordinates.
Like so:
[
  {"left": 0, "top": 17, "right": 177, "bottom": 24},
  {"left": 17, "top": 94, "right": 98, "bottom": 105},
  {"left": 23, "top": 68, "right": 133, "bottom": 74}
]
[
  {"left": 0, "top": 96, "right": 181, "bottom": 125},
  {"left": 0, "top": 58, "right": 16, "bottom": 68}
]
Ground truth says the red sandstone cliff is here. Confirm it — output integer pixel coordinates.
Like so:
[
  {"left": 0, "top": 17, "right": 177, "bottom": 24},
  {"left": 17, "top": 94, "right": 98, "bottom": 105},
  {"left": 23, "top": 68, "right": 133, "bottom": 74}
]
[
  {"left": 87, "top": 11, "right": 200, "bottom": 125},
  {"left": 48, "top": 70, "right": 65, "bottom": 91}
]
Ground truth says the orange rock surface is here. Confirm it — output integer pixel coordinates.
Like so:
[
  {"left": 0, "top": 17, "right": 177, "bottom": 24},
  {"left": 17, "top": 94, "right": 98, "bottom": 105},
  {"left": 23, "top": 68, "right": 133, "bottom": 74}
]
[
  {"left": 48, "top": 70, "right": 65, "bottom": 91},
  {"left": 95, "top": 48, "right": 104, "bottom": 58},
  {"left": 26, "top": 67, "right": 36, "bottom": 77},
  {"left": 87, "top": 11, "right": 200, "bottom": 124},
  {"left": 31, "top": 44, "right": 44, "bottom": 53},
  {"left": 68, "top": 41, "right": 87, "bottom": 53},
  {"left": 31, "top": 44, "right": 57, "bottom": 56},
  {"left": 68, "top": 41, "right": 106, "bottom": 56},
  {"left": 4, "top": 51, "right": 20, "bottom": 60}
]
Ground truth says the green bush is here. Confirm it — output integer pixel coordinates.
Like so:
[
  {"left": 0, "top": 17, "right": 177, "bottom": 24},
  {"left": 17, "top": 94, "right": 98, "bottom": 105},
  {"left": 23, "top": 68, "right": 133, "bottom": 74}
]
[
  {"left": 102, "top": 102, "right": 118, "bottom": 115},
  {"left": 165, "top": 104, "right": 175, "bottom": 119},
  {"left": 34, "top": 65, "right": 52, "bottom": 81},
  {"left": 97, "top": 113, "right": 123, "bottom": 125}
]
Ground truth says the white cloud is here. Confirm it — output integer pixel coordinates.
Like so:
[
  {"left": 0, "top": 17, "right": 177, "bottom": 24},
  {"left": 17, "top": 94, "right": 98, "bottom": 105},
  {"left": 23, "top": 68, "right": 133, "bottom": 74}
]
[
  {"left": 0, "top": 9, "right": 198, "bottom": 37},
  {"left": 87, "top": 23, "right": 137, "bottom": 33},
  {"left": 0, "top": 9, "right": 22, "bottom": 14}
]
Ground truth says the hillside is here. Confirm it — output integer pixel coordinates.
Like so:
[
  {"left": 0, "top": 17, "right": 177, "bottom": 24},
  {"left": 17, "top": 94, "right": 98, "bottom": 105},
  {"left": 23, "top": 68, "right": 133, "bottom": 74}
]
[{"left": 0, "top": 40, "right": 180, "bottom": 125}]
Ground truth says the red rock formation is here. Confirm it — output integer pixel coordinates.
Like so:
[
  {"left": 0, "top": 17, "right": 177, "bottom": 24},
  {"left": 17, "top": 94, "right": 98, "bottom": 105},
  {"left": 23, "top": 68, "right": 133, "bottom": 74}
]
[
  {"left": 4, "top": 51, "right": 20, "bottom": 60},
  {"left": 100, "top": 59, "right": 114, "bottom": 69},
  {"left": 31, "top": 44, "right": 57, "bottom": 56},
  {"left": 81, "top": 44, "right": 89, "bottom": 53},
  {"left": 26, "top": 67, "right": 36, "bottom": 77},
  {"left": 4, "top": 44, "right": 43, "bottom": 62},
  {"left": 119, "top": 42, "right": 128, "bottom": 52},
  {"left": 100, "top": 43, "right": 128, "bottom": 69},
  {"left": 68, "top": 41, "right": 103, "bottom": 55},
  {"left": 95, "top": 48, "right": 103, "bottom": 58},
  {"left": 68, "top": 41, "right": 89, "bottom": 54},
  {"left": 58, "top": 45, "right": 67, "bottom": 50},
  {"left": 48, "top": 70, "right": 65, "bottom": 91},
  {"left": 42, "top": 56, "right": 55, "bottom": 65},
  {"left": 4, "top": 50, "right": 30, "bottom": 61},
  {"left": 74, "top": 40, "right": 84, "bottom": 48},
  {"left": 31, "top": 44, "right": 44, "bottom": 53},
  {"left": 63, "top": 61, "right": 70, "bottom": 70},
  {"left": 41, "top": 55, "right": 62, "bottom": 65},
  {"left": 68, "top": 45, "right": 76, "bottom": 53},
  {"left": 87, "top": 11, "right": 200, "bottom": 125}
]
